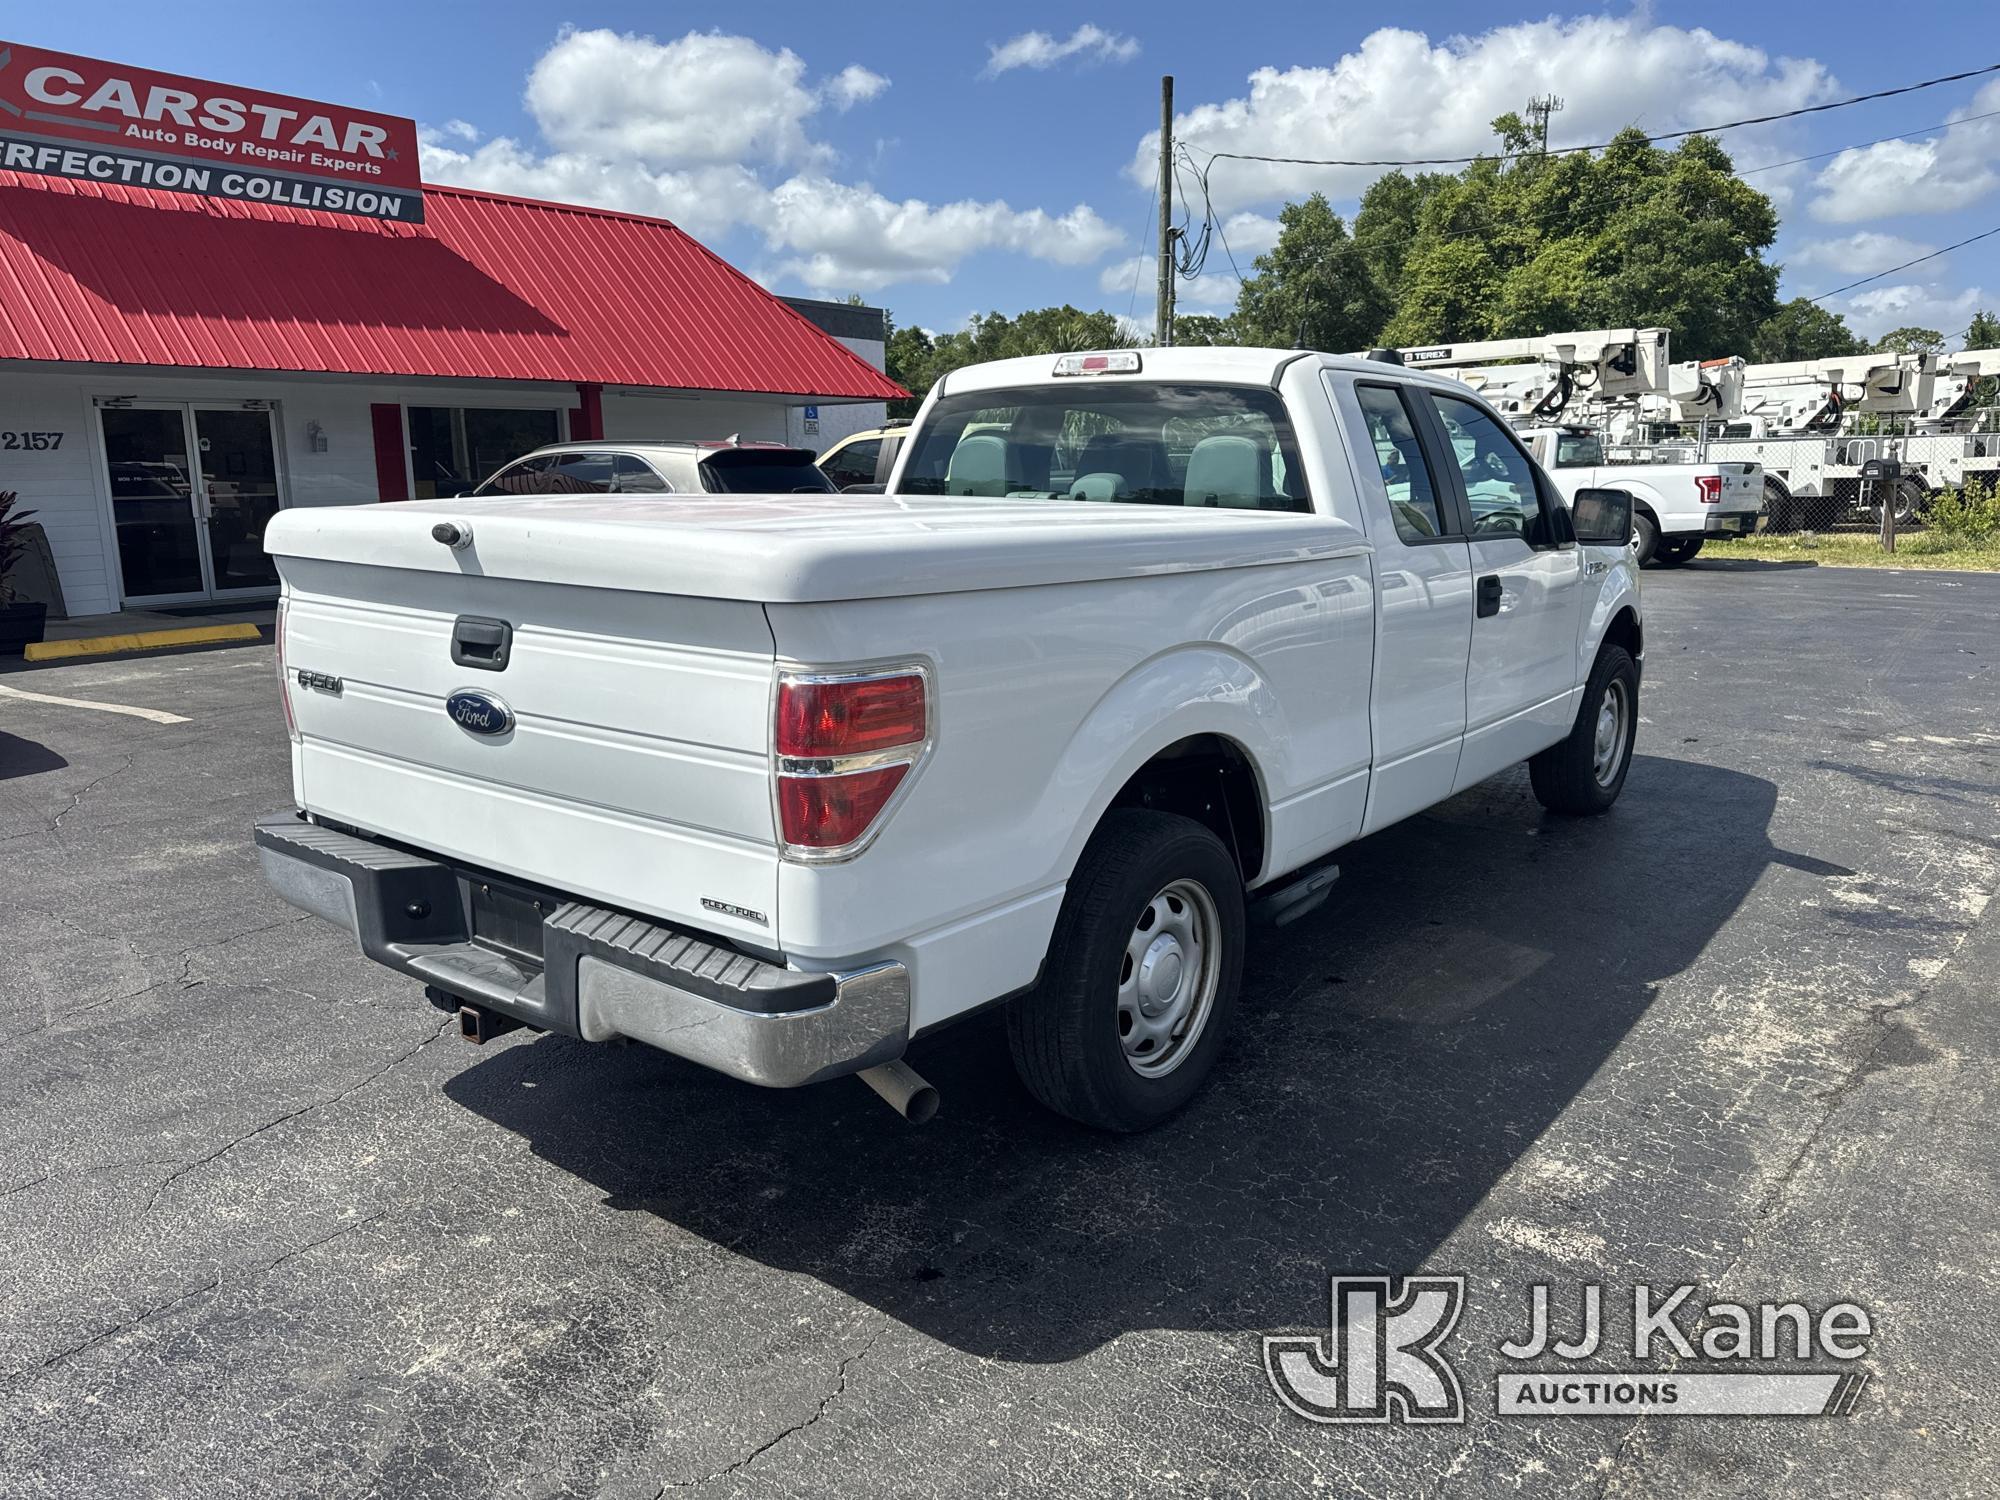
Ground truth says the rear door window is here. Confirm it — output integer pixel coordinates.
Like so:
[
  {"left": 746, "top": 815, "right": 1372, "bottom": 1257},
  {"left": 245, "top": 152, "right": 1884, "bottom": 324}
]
[
  {"left": 1356, "top": 383, "right": 1449, "bottom": 542},
  {"left": 612, "top": 454, "right": 671, "bottom": 493},
  {"left": 472, "top": 454, "right": 556, "bottom": 495},
  {"left": 699, "top": 448, "right": 839, "bottom": 494}
]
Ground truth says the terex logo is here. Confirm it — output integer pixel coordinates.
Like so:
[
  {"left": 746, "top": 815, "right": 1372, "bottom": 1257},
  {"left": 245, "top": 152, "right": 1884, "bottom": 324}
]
[{"left": 1264, "top": 1276, "right": 1466, "bottom": 1424}]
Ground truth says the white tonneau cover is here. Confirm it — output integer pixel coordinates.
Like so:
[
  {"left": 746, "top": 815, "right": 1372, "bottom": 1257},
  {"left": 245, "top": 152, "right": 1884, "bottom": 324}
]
[{"left": 265, "top": 494, "right": 1365, "bottom": 604}]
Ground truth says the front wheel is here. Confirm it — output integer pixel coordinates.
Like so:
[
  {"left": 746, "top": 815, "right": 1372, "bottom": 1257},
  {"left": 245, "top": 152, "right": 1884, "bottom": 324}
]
[
  {"left": 1530, "top": 645, "right": 1638, "bottom": 816},
  {"left": 1008, "top": 810, "right": 1245, "bottom": 1131}
]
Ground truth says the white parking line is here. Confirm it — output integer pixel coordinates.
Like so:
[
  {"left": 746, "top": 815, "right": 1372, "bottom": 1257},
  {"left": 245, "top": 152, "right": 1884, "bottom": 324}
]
[{"left": 0, "top": 682, "right": 190, "bottom": 725}]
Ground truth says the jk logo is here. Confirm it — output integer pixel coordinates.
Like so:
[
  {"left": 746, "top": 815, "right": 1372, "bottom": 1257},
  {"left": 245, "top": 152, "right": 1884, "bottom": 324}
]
[{"left": 1264, "top": 1276, "right": 1467, "bottom": 1424}]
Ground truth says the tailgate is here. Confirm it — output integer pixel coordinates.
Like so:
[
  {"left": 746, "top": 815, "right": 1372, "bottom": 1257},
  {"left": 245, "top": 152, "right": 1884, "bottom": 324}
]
[
  {"left": 1716, "top": 462, "right": 1762, "bottom": 511},
  {"left": 277, "top": 555, "right": 780, "bottom": 946}
]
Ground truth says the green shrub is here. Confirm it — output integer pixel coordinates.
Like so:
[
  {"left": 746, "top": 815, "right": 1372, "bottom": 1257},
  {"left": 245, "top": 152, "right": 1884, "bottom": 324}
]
[{"left": 1925, "top": 480, "right": 2000, "bottom": 545}]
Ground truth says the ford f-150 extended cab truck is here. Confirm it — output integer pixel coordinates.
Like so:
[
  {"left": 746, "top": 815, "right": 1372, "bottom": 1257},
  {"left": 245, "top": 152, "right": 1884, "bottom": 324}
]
[
  {"left": 1518, "top": 425, "right": 1761, "bottom": 567},
  {"left": 257, "top": 347, "right": 1643, "bottom": 1132}
]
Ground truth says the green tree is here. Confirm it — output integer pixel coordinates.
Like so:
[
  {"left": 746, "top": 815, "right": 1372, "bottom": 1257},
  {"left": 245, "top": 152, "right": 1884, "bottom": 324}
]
[
  {"left": 882, "top": 305, "right": 1136, "bottom": 416},
  {"left": 1230, "top": 193, "right": 1390, "bottom": 352},
  {"left": 1252, "top": 122, "right": 1783, "bottom": 358},
  {"left": 883, "top": 323, "right": 936, "bottom": 419},
  {"left": 1960, "top": 309, "right": 1998, "bottom": 349},
  {"left": 1752, "top": 299, "right": 1865, "bottom": 362},
  {"left": 1170, "top": 313, "right": 1238, "bottom": 346},
  {"left": 1874, "top": 325, "right": 1948, "bottom": 356}
]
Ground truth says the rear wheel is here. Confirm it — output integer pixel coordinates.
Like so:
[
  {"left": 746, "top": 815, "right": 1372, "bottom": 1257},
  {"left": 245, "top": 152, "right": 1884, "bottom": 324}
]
[
  {"left": 1632, "top": 510, "right": 1660, "bottom": 567},
  {"left": 1008, "top": 810, "right": 1244, "bottom": 1132},
  {"left": 1530, "top": 645, "right": 1637, "bottom": 816},
  {"left": 1870, "top": 476, "right": 1927, "bottom": 529},
  {"left": 1655, "top": 538, "right": 1703, "bottom": 566},
  {"left": 1763, "top": 476, "right": 1795, "bottom": 533}
]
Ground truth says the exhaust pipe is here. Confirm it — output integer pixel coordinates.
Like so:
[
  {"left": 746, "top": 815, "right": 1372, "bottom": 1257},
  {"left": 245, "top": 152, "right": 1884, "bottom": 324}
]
[{"left": 858, "top": 1060, "right": 939, "bottom": 1124}]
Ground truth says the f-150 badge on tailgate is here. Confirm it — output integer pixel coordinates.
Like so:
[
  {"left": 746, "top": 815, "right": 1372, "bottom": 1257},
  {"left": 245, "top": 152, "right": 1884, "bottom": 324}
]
[{"left": 445, "top": 689, "right": 514, "bottom": 736}]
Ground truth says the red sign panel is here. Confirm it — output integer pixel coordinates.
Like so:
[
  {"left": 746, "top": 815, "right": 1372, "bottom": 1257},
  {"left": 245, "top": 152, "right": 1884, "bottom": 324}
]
[{"left": 0, "top": 40, "right": 423, "bottom": 221}]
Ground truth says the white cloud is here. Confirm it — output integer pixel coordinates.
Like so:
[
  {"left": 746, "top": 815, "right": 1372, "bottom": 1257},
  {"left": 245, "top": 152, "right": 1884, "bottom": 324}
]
[
  {"left": 986, "top": 24, "right": 1139, "bottom": 76},
  {"left": 1838, "top": 283, "right": 1992, "bottom": 342},
  {"left": 1787, "top": 232, "right": 1935, "bottom": 276},
  {"left": 766, "top": 177, "right": 1121, "bottom": 291},
  {"left": 1097, "top": 254, "right": 1239, "bottom": 312},
  {"left": 1809, "top": 80, "right": 2000, "bottom": 223},
  {"left": 826, "top": 64, "right": 889, "bottom": 111},
  {"left": 1131, "top": 18, "right": 1833, "bottom": 213},
  {"left": 419, "top": 136, "right": 763, "bottom": 241},
  {"left": 418, "top": 26, "right": 1123, "bottom": 292},
  {"left": 521, "top": 27, "right": 833, "bottom": 168}
]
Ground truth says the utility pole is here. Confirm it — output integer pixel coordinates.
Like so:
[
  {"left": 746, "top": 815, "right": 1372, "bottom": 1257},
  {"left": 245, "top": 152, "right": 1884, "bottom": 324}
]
[
  {"left": 1526, "top": 94, "right": 1564, "bottom": 154},
  {"left": 1157, "top": 74, "right": 1175, "bottom": 347}
]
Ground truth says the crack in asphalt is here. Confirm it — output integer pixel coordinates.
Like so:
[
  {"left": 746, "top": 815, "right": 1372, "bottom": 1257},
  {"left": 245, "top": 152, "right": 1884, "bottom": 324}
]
[
  {"left": 13, "top": 1211, "right": 390, "bottom": 1383},
  {"left": 657, "top": 1327, "right": 882, "bottom": 1493},
  {"left": 1591, "top": 877, "right": 1994, "bottom": 1497},
  {"left": 140, "top": 1015, "right": 453, "bottom": 1216}
]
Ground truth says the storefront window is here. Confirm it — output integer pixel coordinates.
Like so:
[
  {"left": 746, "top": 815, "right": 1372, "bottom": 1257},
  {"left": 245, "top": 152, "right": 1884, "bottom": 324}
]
[{"left": 407, "top": 406, "right": 561, "bottom": 498}]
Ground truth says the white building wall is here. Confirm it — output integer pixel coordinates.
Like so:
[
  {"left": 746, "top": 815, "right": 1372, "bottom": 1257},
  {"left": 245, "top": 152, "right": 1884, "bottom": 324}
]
[{"left": 783, "top": 335, "right": 890, "bottom": 454}]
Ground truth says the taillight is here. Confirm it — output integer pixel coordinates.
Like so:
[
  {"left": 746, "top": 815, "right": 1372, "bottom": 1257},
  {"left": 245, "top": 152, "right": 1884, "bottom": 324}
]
[
  {"left": 275, "top": 597, "right": 299, "bottom": 744},
  {"left": 1695, "top": 474, "right": 1723, "bottom": 503},
  {"left": 774, "top": 666, "right": 929, "bottom": 858},
  {"left": 776, "top": 672, "right": 926, "bottom": 757}
]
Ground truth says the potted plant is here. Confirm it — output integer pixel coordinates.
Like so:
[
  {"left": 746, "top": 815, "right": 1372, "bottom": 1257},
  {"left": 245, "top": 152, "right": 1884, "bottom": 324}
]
[{"left": 0, "top": 490, "right": 49, "bottom": 655}]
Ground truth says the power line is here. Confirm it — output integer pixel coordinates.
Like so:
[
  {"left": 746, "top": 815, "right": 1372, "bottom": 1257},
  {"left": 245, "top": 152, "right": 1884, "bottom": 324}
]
[
  {"left": 1807, "top": 225, "right": 2000, "bottom": 302},
  {"left": 1737, "top": 106, "right": 2000, "bottom": 175},
  {"left": 1199, "top": 60, "right": 2000, "bottom": 171}
]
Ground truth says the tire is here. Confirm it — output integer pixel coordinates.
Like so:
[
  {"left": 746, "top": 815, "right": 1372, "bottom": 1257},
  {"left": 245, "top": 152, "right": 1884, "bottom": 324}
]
[
  {"left": 1869, "top": 476, "right": 1926, "bottom": 529},
  {"left": 1763, "top": 477, "right": 1795, "bottom": 533},
  {"left": 1530, "top": 644, "right": 1638, "bottom": 816},
  {"left": 1007, "top": 810, "right": 1245, "bottom": 1132},
  {"left": 1654, "top": 538, "right": 1702, "bottom": 566},
  {"left": 1632, "top": 509, "right": 1660, "bottom": 567}
]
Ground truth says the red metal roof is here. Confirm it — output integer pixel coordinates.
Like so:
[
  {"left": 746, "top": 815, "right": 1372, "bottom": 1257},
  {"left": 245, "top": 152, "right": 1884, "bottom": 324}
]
[{"left": 0, "top": 172, "right": 905, "bottom": 400}]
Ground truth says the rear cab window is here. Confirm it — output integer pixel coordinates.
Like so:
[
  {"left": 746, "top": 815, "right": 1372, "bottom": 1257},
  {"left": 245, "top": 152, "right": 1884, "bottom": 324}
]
[
  {"left": 698, "top": 448, "right": 838, "bottom": 494},
  {"left": 895, "top": 383, "right": 1312, "bottom": 512}
]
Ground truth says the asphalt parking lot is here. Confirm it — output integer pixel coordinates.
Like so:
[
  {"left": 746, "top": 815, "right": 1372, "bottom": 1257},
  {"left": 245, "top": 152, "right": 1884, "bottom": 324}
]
[{"left": 2, "top": 562, "right": 1997, "bottom": 1499}]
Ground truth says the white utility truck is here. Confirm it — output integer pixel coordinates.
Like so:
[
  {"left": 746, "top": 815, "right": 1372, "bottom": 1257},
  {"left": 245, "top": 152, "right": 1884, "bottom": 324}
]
[
  {"left": 258, "top": 348, "right": 1643, "bottom": 1132},
  {"left": 1390, "top": 330, "right": 1762, "bottom": 564}
]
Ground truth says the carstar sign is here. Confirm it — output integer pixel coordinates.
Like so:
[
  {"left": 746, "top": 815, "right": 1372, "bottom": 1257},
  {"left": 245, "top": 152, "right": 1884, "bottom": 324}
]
[{"left": 0, "top": 40, "right": 423, "bottom": 221}]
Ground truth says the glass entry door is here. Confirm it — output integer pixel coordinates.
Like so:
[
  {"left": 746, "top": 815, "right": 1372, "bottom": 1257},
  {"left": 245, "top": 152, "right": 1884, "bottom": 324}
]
[{"left": 101, "top": 403, "right": 284, "bottom": 604}]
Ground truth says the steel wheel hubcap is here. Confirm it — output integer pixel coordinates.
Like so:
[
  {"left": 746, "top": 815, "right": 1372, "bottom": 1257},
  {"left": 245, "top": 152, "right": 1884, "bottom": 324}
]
[
  {"left": 1592, "top": 678, "right": 1629, "bottom": 787},
  {"left": 1117, "top": 879, "right": 1221, "bottom": 1077}
]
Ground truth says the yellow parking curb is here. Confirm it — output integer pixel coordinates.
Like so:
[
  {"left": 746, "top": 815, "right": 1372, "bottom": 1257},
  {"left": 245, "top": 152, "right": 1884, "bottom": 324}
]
[{"left": 23, "top": 622, "right": 264, "bottom": 662}]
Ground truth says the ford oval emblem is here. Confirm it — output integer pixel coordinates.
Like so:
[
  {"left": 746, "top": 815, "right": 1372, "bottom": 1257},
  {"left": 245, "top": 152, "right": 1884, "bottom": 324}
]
[{"left": 445, "top": 689, "right": 515, "bottom": 737}]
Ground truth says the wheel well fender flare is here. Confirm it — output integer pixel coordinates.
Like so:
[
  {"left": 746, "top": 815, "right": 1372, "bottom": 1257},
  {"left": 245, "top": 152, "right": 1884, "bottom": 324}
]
[{"left": 1047, "top": 646, "right": 1287, "bottom": 886}]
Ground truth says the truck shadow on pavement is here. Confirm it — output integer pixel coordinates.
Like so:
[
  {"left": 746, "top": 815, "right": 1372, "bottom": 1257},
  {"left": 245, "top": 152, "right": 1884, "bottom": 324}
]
[
  {"left": 0, "top": 732, "right": 68, "bottom": 780},
  {"left": 448, "top": 754, "right": 1829, "bottom": 1364}
]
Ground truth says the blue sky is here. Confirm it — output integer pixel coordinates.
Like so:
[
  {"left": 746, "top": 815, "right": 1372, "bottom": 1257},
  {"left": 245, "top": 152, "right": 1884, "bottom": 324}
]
[{"left": 33, "top": 3, "right": 2000, "bottom": 345}]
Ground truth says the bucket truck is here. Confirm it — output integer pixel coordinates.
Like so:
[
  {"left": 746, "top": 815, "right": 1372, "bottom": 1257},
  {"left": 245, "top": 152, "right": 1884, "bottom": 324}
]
[{"left": 1385, "top": 329, "right": 1763, "bottom": 565}]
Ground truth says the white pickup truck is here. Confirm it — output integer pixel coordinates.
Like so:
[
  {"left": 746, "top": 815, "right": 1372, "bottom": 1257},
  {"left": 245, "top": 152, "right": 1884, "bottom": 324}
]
[
  {"left": 257, "top": 348, "right": 1643, "bottom": 1132},
  {"left": 1517, "top": 424, "right": 1761, "bottom": 566}
]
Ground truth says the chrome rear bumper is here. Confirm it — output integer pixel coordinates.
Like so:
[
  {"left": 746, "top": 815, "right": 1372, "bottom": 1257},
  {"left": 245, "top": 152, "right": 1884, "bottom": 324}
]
[{"left": 254, "top": 813, "right": 909, "bottom": 1087}]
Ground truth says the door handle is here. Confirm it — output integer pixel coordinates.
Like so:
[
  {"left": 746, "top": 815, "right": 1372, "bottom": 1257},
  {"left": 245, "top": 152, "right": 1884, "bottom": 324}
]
[{"left": 1476, "top": 575, "right": 1503, "bottom": 618}]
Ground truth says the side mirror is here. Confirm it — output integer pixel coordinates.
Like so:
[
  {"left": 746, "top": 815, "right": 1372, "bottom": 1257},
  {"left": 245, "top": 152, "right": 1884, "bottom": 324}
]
[{"left": 1571, "top": 487, "right": 1634, "bottom": 547}]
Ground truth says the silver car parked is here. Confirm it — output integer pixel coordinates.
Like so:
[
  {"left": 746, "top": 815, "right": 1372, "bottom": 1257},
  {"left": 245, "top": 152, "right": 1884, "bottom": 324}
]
[{"left": 471, "top": 439, "right": 838, "bottom": 497}]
